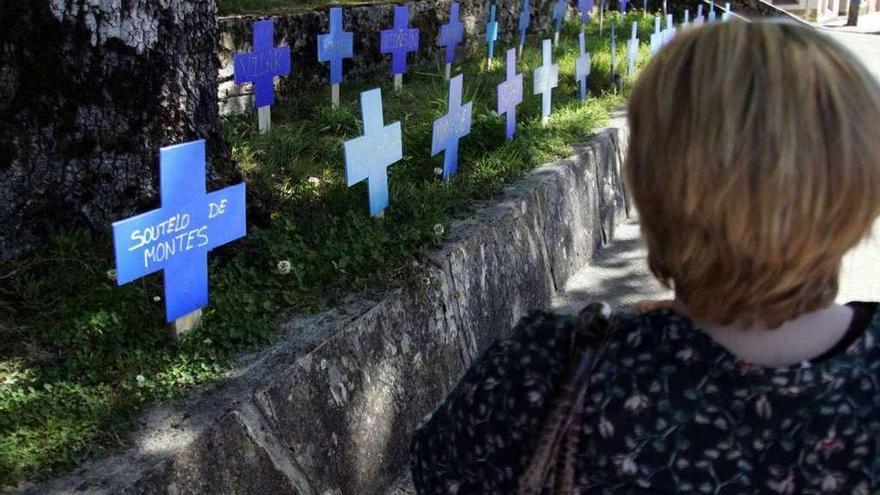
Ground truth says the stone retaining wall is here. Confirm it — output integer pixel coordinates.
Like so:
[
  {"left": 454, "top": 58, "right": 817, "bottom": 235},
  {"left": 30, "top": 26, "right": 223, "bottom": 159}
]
[
  {"left": 21, "top": 115, "right": 629, "bottom": 495},
  {"left": 219, "top": 0, "right": 561, "bottom": 114}
]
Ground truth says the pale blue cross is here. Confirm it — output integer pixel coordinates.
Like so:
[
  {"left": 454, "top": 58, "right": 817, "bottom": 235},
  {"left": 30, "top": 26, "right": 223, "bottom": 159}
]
[
  {"left": 533, "top": 39, "right": 559, "bottom": 120},
  {"left": 519, "top": 0, "right": 532, "bottom": 47},
  {"left": 650, "top": 15, "right": 662, "bottom": 54},
  {"left": 439, "top": 2, "right": 465, "bottom": 64},
  {"left": 486, "top": 4, "right": 499, "bottom": 61},
  {"left": 722, "top": 2, "right": 732, "bottom": 21},
  {"left": 575, "top": 31, "right": 591, "bottom": 101},
  {"left": 662, "top": 13, "right": 677, "bottom": 44},
  {"left": 627, "top": 21, "right": 638, "bottom": 77},
  {"left": 318, "top": 7, "right": 354, "bottom": 85},
  {"left": 696, "top": 4, "right": 705, "bottom": 25},
  {"left": 709, "top": 1, "right": 717, "bottom": 22},
  {"left": 343, "top": 89, "right": 403, "bottom": 216},
  {"left": 684, "top": 9, "right": 690, "bottom": 27},
  {"left": 432, "top": 75, "right": 473, "bottom": 180},
  {"left": 112, "top": 140, "right": 247, "bottom": 322},
  {"left": 380, "top": 5, "right": 420, "bottom": 75},
  {"left": 497, "top": 48, "right": 524, "bottom": 139},
  {"left": 234, "top": 19, "right": 291, "bottom": 108}
]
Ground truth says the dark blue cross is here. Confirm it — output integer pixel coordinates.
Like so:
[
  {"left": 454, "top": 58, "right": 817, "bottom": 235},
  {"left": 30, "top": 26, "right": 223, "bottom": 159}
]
[
  {"left": 318, "top": 7, "right": 354, "bottom": 85},
  {"left": 343, "top": 89, "right": 403, "bottom": 216},
  {"left": 554, "top": 0, "right": 567, "bottom": 33},
  {"left": 579, "top": 0, "right": 594, "bottom": 23},
  {"left": 234, "top": 19, "right": 291, "bottom": 108},
  {"left": 439, "top": 2, "right": 464, "bottom": 64},
  {"left": 497, "top": 48, "right": 523, "bottom": 140},
  {"left": 380, "top": 5, "right": 420, "bottom": 75},
  {"left": 575, "top": 31, "right": 591, "bottom": 101},
  {"left": 486, "top": 4, "right": 499, "bottom": 61},
  {"left": 432, "top": 75, "right": 473, "bottom": 180},
  {"left": 519, "top": 0, "right": 531, "bottom": 46},
  {"left": 112, "top": 140, "right": 247, "bottom": 323}
]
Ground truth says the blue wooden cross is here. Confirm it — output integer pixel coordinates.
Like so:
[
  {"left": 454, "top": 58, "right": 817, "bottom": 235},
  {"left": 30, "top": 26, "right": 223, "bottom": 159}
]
[
  {"left": 684, "top": 9, "right": 690, "bottom": 27},
  {"left": 380, "top": 5, "right": 420, "bottom": 76},
  {"left": 554, "top": 0, "right": 567, "bottom": 34},
  {"left": 709, "top": 1, "right": 717, "bottom": 22},
  {"left": 439, "top": 2, "right": 464, "bottom": 64},
  {"left": 344, "top": 89, "right": 403, "bottom": 217},
  {"left": 696, "top": 4, "right": 705, "bottom": 25},
  {"left": 575, "top": 31, "right": 591, "bottom": 101},
  {"left": 578, "top": 0, "right": 594, "bottom": 24},
  {"left": 722, "top": 2, "right": 732, "bottom": 21},
  {"left": 112, "top": 140, "right": 246, "bottom": 323},
  {"left": 486, "top": 4, "right": 499, "bottom": 61},
  {"left": 497, "top": 48, "right": 523, "bottom": 140},
  {"left": 533, "top": 39, "right": 559, "bottom": 121},
  {"left": 627, "top": 21, "right": 639, "bottom": 76},
  {"left": 432, "top": 75, "right": 473, "bottom": 180},
  {"left": 662, "top": 13, "right": 677, "bottom": 44},
  {"left": 234, "top": 19, "right": 291, "bottom": 109},
  {"left": 650, "top": 15, "right": 663, "bottom": 54},
  {"left": 318, "top": 7, "right": 354, "bottom": 85},
  {"left": 519, "top": 0, "right": 531, "bottom": 47},
  {"left": 620, "top": 0, "right": 629, "bottom": 12}
]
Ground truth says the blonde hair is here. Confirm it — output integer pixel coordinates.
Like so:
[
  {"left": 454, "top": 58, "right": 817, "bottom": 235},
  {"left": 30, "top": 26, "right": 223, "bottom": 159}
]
[{"left": 626, "top": 20, "right": 880, "bottom": 327}]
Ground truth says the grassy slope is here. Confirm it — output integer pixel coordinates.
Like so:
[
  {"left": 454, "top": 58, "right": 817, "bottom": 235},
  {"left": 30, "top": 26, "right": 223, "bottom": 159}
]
[{"left": 0, "top": 13, "right": 657, "bottom": 489}]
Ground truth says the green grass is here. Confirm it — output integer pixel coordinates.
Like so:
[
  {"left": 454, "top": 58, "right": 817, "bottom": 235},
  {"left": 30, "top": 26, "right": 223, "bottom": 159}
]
[{"left": 0, "top": 13, "right": 658, "bottom": 489}]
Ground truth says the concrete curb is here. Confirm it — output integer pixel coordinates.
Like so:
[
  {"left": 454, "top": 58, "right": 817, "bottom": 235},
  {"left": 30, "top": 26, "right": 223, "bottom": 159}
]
[{"left": 20, "top": 115, "right": 629, "bottom": 495}]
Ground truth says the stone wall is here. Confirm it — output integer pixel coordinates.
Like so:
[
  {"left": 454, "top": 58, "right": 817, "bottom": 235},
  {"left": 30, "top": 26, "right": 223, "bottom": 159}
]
[
  {"left": 21, "top": 116, "right": 630, "bottom": 495},
  {"left": 219, "top": 0, "right": 562, "bottom": 114},
  {"left": 0, "top": 0, "right": 234, "bottom": 261}
]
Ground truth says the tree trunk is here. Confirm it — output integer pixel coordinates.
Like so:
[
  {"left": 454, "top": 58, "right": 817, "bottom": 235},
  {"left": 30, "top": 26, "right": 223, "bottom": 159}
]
[{"left": 0, "top": 0, "right": 234, "bottom": 261}]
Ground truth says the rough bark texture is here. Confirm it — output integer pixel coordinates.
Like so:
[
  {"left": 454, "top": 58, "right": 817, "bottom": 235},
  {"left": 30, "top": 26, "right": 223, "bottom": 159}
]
[
  {"left": 21, "top": 115, "right": 629, "bottom": 495},
  {"left": 219, "top": 0, "right": 563, "bottom": 114},
  {"left": 0, "top": 0, "right": 234, "bottom": 261}
]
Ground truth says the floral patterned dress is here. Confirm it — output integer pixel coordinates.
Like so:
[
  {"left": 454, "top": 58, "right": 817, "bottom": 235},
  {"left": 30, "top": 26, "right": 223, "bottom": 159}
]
[{"left": 411, "top": 302, "right": 880, "bottom": 494}]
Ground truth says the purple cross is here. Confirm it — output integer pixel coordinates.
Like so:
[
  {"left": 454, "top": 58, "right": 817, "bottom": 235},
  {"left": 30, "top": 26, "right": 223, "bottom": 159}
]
[
  {"left": 318, "top": 8, "right": 354, "bottom": 85},
  {"left": 533, "top": 39, "right": 559, "bottom": 119},
  {"left": 578, "top": 0, "right": 594, "bottom": 23},
  {"left": 554, "top": 0, "right": 567, "bottom": 33},
  {"left": 380, "top": 5, "right": 420, "bottom": 76},
  {"left": 439, "top": 2, "right": 464, "bottom": 64},
  {"left": 234, "top": 19, "right": 291, "bottom": 109},
  {"left": 620, "top": 0, "right": 629, "bottom": 12},
  {"left": 497, "top": 48, "right": 524, "bottom": 140},
  {"left": 575, "top": 32, "right": 591, "bottom": 101},
  {"left": 487, "top": 4, "right": 499, "bottom": 60},
  {"left": 519, "top": 0, "right": 531, "bottom": 46},
  {"left": 344, "top": 89, "right": 403, "bottom": 216},
  {"left": 432, "top": 75, "right": 473, "bottom": 180},
  {"left": 112, "top": 141, "right": 247, "bottom": 322}
]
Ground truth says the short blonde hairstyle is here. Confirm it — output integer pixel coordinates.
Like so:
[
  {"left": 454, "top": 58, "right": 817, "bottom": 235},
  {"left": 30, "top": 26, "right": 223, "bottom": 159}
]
[{"left": 626, "top": 20, "right": 880, "bottom": 326}]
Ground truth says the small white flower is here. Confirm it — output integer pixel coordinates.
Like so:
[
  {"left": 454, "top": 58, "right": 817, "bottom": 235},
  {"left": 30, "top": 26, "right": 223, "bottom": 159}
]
[
  {"left": 624, "top": 394, "right": 650, "bottom": 413},
  {"left": 434, "top": 167, "right": 443, "bottom": 176},
  {"left": 276, "top": 260, "right": 292, "bottom": 275},
  {"left": 433, "top": 224, "right": 445, "bottom": 237},
  {"left": 203, "top": 338, "right": 213, "bottom": 345},
  {"left": 307, "top": 176, "right": 321, "bottom": 187},
  {"left": 153, "top": 296, "right": 161, "bottom": 302},
  {"left": 106, "top": 269, "right": 117, "bottom": 281},
  {"left": 136, "top": 374, "right": 146, "bottom": 386},
  {"left": 619, "top": 456, "right": 638, "bottom": 475}
]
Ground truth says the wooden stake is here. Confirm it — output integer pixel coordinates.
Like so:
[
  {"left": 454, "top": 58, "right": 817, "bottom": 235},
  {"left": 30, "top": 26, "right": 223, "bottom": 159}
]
[
  {"left": 554, "top": 31, "right": 560, "bottom": 47},
  {"left": 331, "top": 84, "right": 340, "bottom": 109},
  {"left": 394, "top": 73, "right": 403, "bottom": 92},
  {"left": 445, "top": 62, "right": 451, "bottom": 81},
  {"left": 173, "top": 309, "right": 202, "bottom": 339},
  {"left": 518, "top": 43, "right": 524, "bottom": 58},
  {"left": 258, "top": 106, "right": 271, "bottom": 134}
]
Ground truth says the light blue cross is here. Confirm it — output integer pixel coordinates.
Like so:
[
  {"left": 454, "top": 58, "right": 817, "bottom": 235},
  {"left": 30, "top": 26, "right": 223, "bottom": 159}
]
[
  {"left": 722, "top": 3, "right": 732, "bottom": 21},
  {"left": 112, "top": 140, "right": 247, "bottom": 322},
  {"left": 709, "top": 1, "right": 717, "bottom": 22},
  {"left": 533, "top": 39, "right": 559, "bottom": 120},
  {"left": 318, "top": 7, "right": 354, "bottom": 85},
  {"left": 432, "top": 75, "right": 473, "bottom": 180},
  {"left": 519, "top": 0, "right": 532, "bottom": 47},
  {"left": 439, "top": 2, "right": 465, "bottom": 64},
  {"left": 498, "top": 48, "right": 524, "bottom": 140},
  {"left": 575, "top": 31, "right": 591, "bottom": 101},
  {"left": 486, "top": 4, "right": 499, "bottom": 61},
  {"left": 627, "top": 21, "right": 638, "bottom": 77},
  {"left": 578, "top": 0, "right": 594, "bottom": 24},
  {"left": 343, "top": 89, "right": 403, "bottom": 216},
  {"left": 650, "top": 15, "right": 662, "bottom": 54}
]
